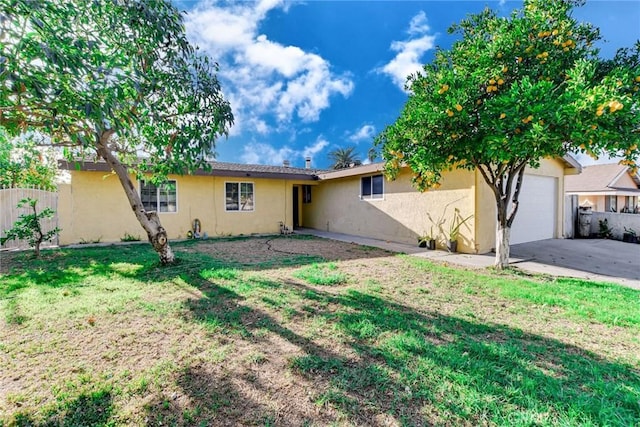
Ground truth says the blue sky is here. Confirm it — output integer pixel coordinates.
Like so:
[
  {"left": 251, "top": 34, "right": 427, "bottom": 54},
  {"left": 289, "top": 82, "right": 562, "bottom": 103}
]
[{"left": 178, "top": 0, "right": 640, "bottom": 169}]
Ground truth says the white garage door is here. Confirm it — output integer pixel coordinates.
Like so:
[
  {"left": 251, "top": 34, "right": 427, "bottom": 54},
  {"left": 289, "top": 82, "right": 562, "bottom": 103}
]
[{"left": 509, "top": 174, "right": 557, "bottom": 245}]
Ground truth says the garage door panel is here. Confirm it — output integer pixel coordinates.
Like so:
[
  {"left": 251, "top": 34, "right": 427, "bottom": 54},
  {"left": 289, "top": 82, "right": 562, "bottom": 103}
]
[{"left": 509, "top": 175, "right": 557, "bottom": 245}]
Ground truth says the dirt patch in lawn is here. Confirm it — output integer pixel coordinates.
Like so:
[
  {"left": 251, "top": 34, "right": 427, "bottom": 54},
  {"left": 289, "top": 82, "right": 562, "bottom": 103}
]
[
  {"left": 180, "top": 235, "right": 395, "bottom": 266},
  {"left": 1, "top": 235, "right": 639, "bottom": 426}
]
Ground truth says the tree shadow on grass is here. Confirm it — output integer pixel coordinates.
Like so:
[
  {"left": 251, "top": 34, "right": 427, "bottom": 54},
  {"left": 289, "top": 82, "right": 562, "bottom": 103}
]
[
  {"left": 142, "top": 364, "right": 336, "bottom": 427},
  {"left": 3, "top": 239, "right": 639, "bottom": 425},
  {"left": 180, "top": 275, "right": 640, "bottom": 426},
  {"left": 0, "top": 236, "right": 343, "bottom": 293},
  {"left": 11, "top": 390, "right": 114, "bottom": 427},
  {"left": 0, "top": 234, "right": 395, "bottom": 291}
]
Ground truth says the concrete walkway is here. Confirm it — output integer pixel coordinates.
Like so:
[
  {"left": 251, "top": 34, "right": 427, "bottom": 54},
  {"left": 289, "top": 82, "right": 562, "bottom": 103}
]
[{"left": 296, "top": 228, "right": 640, "bottom": 289}]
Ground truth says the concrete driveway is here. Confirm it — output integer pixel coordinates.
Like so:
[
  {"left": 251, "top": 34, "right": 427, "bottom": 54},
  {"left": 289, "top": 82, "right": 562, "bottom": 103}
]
[{"left": 510, "top": 238, "right": 640, "bottom": 287}]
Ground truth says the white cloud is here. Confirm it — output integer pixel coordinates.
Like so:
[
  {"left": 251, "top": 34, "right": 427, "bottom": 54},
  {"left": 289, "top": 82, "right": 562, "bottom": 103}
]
[
  {"left": 408, "top": 11, "right": 430, "bottom": 35},
  {"left": 240, "top": 142, "right": 296, "bottom": 166},
  {"left": 241, "top": 136, "right": 330, "bottom": 167},
  {"left": 348, "top": 124, "right": 376, "bottom": 143},
  {"left": 302, "top": 137, "right": 329, "bottom": 160},
  {"left": 378, "top": 11, "right": 437, "bottom": 91},
  {"left": 185, "top": 1, "right": 353, "bottom": 134}
]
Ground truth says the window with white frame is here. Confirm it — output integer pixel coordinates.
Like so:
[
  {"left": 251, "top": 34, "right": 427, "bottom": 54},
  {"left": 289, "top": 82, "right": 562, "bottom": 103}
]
[
  {"left": 605, "top": 195, "right": 617, "bottom": 212},
  {"left": 361, "top": 174, "right": 384, "bottom": 200},
  {"left": 140, "top": 180, "right": 177, "bottom": 213},
  {"left": 226, "top": 182, "right": 254, "bottom": 211}
]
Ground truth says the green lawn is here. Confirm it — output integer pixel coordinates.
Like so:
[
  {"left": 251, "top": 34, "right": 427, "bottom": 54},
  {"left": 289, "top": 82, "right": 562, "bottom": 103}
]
[{"left": 1, "top": 236, "right": 639, "bottom": 426}]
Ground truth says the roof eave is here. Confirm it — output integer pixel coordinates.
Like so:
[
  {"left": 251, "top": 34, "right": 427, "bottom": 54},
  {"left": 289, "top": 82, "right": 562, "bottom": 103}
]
[
  {"left": 562, "top": 153, "right": 582, "bottom": 174},
  {"left": 318, "top": 163, "right": 385, "bottom": 180},
  {"left": 58, "top": 160, "right": 319, "bottom": 181}
]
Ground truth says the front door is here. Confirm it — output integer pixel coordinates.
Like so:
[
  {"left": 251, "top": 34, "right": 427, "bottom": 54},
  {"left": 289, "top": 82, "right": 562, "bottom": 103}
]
[{"left": 293, "top": 186, "right": 300, "bottom": 228}]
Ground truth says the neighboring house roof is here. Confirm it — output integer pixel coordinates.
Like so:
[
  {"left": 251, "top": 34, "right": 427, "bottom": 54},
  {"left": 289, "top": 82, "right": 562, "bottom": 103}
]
[
  {"left": 59, "top": 160, "right": 325, "bottom": 181},
  {"left": 565, "top": 162, "right": 640, "bottom": 195}
]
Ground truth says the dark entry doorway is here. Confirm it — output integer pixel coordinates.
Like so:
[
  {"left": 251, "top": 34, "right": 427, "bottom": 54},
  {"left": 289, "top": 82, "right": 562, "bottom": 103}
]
[{"left": 293, "top": 186, "right": 300, "bottom": 228}]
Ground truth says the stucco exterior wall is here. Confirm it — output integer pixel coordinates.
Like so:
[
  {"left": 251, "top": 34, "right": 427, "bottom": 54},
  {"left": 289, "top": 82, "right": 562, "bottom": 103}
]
[
  {"left": 474, "top": 157, "right": 568, "bottom": 253},
  {"left": 302, "top": 168, "right": 477, "bottom": 253},
  {"left": 590, "top": 211, "right": 640, "bottom": 240},
  {"left": 58, "top": 170, "right": 306, "bottom": 245}
]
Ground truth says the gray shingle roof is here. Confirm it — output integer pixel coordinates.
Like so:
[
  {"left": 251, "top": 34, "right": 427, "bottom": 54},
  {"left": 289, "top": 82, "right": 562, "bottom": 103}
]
[{"left": 59, "top": 160, "right": 328, "bottom": 180}]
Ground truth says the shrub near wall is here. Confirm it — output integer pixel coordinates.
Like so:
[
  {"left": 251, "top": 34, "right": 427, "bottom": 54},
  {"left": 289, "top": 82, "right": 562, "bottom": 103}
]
[{"left": 590, "top": 212, "right": 640, "bottom": 240}]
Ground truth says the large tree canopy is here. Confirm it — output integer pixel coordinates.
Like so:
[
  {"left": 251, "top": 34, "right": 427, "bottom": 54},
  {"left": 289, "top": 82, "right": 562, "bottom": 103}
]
[
  {"left": 0, "top": 131, "right": 57, "bottom": 190},
  {"left": 377, "top": 0, "right": 639, "bottom": 268},
  {"left": 0, "top": 0, "right": 234, "bottom": 263}
]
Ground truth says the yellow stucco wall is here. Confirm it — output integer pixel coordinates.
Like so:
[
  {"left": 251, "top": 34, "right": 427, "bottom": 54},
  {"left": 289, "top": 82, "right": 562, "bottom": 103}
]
[
  {"left": 58, "top": 159, "right": 570, "bottom": 251},
  {"left": 302, "top": 168, "right": 477, "bottom": 252},
  {"left": 58, "top": 170, "right": 308, "bottom": 245},
  {"left": 474, "top": 157, "right": 568, "bottom": 253}
]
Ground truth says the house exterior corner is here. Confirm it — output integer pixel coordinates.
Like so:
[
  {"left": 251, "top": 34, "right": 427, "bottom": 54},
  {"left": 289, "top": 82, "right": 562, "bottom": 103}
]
[{"left": 302, "top": 166, "right": 479, "bottom": 253}]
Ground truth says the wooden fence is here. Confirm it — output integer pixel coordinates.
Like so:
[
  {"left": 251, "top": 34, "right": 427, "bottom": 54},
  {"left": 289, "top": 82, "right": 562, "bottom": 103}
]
[{"left": 0, "top": 186, "right": 59, "bottom": 251}]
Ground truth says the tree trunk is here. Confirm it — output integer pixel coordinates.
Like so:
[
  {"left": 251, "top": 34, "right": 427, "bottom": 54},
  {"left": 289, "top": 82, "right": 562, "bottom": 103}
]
[
  {"left": 32, "top": 201, "right": 43, "bottom": 258},
  {"left": 495, "top": 225, "right": 510, "bottom": 269},
  {"left": 96, "top": 133, "right": 175, "bottom": 264},
  {"left": 477, "top": 163, "right": 526, "bottom": 270}
]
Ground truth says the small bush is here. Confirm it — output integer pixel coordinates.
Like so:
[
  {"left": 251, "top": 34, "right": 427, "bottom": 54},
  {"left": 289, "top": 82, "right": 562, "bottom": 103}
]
[
  {"left": 0, "top": 198, "right": 59, "bottom": 257},
  {"left": 598, "top": 219, "right": 613, "bottom": 238}
]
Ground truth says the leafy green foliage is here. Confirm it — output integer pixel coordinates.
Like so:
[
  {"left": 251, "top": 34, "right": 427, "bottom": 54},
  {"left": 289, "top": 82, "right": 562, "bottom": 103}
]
[
  {"left": 0, "top": 198, "right": 60, "bottom": 257},
  {"left": 0, "top": 0, "right": 234, "bottom": 263},
  {"left": 448, "top": 209, "right": 473, "bottom": 241},
  {"left": 598, "top": 218, "right": 613, "bottom": 238},
  {"left": 0, "top": 0, "right": 233, "bottom": 176},
  {"left": 377, "top": 0, "right": 639, "bottom": 267},
  {"left": 379, "top": 0, "right": 638, "bottom": 189},
  {"left": 0, "top": 131, "right": 57, "bottom": 190},
  {"left": 328, "top": 146, "right": 362, "bottom": 169}
]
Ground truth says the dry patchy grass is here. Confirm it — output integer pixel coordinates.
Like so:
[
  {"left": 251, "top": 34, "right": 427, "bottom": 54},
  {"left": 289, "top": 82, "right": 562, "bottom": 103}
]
[{"left": 1, "top": 235, "right": 639, "bottom": 426}]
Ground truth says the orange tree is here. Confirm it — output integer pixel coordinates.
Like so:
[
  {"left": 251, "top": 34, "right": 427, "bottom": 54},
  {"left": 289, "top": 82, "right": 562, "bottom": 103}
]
[
  {"left": 376, "top": 0, "right": 639, "bottom": 269},
  {"left": 0, "top": 0, "right": 233, "bottom": 264}
]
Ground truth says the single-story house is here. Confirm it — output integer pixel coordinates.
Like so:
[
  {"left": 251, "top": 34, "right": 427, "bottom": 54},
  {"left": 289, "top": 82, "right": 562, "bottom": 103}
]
[
  {"left": 565, "top": 163, "right": 640, "bottom": 213},
  {"left": 57, "top": 160, "right": 321, "bottom": 244},
  {"left": 303, "top": 156, "right": 580, "bottom": 253},
  {"left": 57, "top": 156, "right": 581, "bottom": 253}
]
